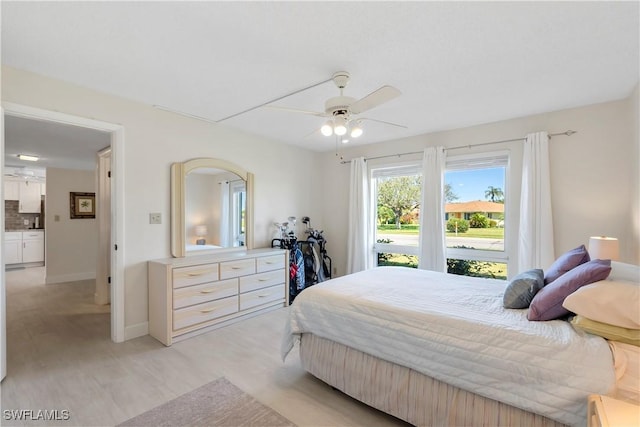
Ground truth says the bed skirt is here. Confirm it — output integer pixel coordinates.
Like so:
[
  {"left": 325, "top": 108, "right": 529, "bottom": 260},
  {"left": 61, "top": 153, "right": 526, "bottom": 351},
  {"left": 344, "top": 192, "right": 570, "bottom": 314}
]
[{"left": 299, "top": 333, "right": 567, "bottom": 427}]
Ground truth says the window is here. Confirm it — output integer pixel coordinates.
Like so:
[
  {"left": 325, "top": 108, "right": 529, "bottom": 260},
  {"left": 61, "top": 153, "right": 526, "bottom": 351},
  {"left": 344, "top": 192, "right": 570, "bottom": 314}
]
[
  {"left": 445, "top": 152, "right": 509, "bottom": 279},
  {"left": 371, "top": 163, "right": 422, "bottom": 268}
]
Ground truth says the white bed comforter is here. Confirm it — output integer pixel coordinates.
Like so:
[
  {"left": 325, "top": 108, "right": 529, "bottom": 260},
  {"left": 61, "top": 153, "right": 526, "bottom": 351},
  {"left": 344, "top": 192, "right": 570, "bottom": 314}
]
[{"left": 282, "top": 267, "right": 615, "bottom": 426}]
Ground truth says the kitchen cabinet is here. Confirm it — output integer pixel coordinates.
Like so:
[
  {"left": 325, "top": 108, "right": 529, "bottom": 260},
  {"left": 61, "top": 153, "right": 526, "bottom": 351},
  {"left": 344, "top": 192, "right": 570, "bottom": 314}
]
[
  {"left": 4, "top": 230, "right": 44, "bottom": 265},
  {"left": 19, "top": 181, "right": 41, "bottom": 213},
  {"left": 4, "top": 232, "right": 23, "bottom": 264},
  {"left": 22, "top": 231, "right": 45, "bottom": 263},
  {"left": 4, "top": 181, "right": 19, "bottom": 201}
]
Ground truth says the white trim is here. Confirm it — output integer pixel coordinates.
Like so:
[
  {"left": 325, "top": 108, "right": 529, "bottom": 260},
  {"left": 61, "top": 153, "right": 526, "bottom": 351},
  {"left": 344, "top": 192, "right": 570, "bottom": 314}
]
[
  {"left": 1, "top": 108, "right": 6, "bottom": 380},
  {"left": 124, "top": 321, "right": 149, "bottom": 341},
  {"left": 2, "top": 102, "right": 126, "bottom": 343},
  {"left": 45, "top": 272, "right": 97, "bottom": 285}
]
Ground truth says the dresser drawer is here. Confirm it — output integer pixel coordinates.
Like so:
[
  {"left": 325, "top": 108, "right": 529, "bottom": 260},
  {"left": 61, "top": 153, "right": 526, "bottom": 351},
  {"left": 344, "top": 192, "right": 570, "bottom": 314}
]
[
  {"left": 173, "top": 295, "right": 239, "bottom": 330},
  {"left": 256, "top": 254, "right": 285, "bottom": 273},
  {"left": 173, "top": 264, "right": 219, "bottom": 289},
  {"left": 239, "top": 283, "right": 285, "bottom": 311},
  {"left": 173, "top": 278, "right": 238, "bottom": 309},
  {"left": 239, "top": 269, "right": 284, "bottom": 293},
  {"left": 220, "top": 258, "right": 255, "bottom": 279}
]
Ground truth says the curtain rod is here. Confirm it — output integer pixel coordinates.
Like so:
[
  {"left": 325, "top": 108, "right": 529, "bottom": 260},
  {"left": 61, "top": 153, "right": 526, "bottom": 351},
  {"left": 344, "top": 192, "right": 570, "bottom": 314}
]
[{"left": 339, "top": 130, "right": 577, "bottom": 164}]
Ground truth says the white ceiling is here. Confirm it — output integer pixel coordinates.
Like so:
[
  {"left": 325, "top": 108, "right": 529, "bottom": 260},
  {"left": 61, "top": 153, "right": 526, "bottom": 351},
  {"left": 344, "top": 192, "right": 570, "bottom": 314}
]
[
  {"left": 4, "top": 115, "right": 110, "bottom": 172},
  {"left": 2, "top": 1, "right": 638, "bottom": 154}
]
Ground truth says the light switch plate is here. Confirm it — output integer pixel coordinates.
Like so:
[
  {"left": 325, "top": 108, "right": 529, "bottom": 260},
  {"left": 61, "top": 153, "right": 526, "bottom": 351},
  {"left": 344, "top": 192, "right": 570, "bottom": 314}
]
[{"left": 149, "top": 213, "right": 162, "bottom": 224}]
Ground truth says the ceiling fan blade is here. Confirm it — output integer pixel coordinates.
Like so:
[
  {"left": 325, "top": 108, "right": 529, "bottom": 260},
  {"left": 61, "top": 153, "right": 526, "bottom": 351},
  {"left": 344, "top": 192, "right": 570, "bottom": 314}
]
[
  {"left": 302, "top": 128, "right": 322, "bottom": 139},
  {"left": 264, "top": 105, "right": 327, "bottom": 117},
  {"left": 350, "top": 86, "right": 401, "bottom": 114},
  {"left": 360, "top": 117, "right": 408, "bottom": 129}
]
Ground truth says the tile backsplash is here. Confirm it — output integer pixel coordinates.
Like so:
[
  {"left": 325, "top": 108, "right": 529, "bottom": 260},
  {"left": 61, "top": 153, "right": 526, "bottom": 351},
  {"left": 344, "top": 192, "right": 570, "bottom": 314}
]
[{"left": 5, "top": 199, "right": 45, "bottom": 230}]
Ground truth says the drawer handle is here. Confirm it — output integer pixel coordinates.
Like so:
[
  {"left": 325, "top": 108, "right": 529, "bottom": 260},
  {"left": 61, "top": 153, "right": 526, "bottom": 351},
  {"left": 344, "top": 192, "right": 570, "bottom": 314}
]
[
  {"left": 200, "top": 289, "right": 215, "bottom": 294},
  {"left": 257, "top": 293, "right": 271, "bottom": 298},
  {"left": 188, "top": 272, "right": 204, "bottom": 277},
  {"left": 265, "top": 261, "right": 275, "bottom": 264},
  {"left": 200, "top": 308, "right": 216, "bottom": 314},
  {"left": 258, "top": 278, "right": 269, "bottom": 282},
  {"left": 231, "top": 266, "right": 242, "bottom": 270}
]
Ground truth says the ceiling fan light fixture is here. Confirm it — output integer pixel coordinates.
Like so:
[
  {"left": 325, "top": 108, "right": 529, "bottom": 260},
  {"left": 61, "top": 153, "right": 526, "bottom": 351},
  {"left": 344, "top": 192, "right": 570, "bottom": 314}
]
[
  {"left": 350, "top": 123, "right": 363, "bottom": 138},
  {"left": 320, "top": 121, "right": 334, "bottom": 136},
  {"left": 333, "top": 115, "right": 347, "bottom": 136}
]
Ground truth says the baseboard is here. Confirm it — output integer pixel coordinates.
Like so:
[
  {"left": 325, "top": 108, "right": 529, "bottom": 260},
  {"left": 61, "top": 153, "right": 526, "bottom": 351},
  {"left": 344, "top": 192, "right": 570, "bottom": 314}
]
[
  {"left": 125, "top": 321, "right": 149, "bottom": 341},
  {"left": 45, "top": 272, "right": 96, "bottom": 284}
]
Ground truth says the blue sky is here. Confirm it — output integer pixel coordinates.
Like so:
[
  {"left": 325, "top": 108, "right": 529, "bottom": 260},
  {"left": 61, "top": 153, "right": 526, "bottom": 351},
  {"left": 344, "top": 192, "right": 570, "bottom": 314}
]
[{"left": 445, "top": 167, "right": 505, "bottom": 202}]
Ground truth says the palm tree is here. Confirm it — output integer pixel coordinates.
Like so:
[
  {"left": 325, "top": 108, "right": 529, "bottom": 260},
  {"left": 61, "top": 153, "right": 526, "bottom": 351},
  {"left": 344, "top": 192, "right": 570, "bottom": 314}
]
[{"left": 484, "top": 186, "right": 504, "bottom": 203}]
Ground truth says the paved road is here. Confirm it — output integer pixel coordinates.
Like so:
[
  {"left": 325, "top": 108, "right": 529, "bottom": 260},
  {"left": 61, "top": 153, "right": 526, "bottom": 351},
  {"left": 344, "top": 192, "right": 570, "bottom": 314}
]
[{"left": 378, "top": 233, "right": 504, "bottom": 251}]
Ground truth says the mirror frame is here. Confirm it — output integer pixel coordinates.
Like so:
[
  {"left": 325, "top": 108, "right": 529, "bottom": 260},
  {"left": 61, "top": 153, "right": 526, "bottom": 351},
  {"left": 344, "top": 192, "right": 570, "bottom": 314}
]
[{"left": 171, "top": 157, "right": 254, "bottom": 257}]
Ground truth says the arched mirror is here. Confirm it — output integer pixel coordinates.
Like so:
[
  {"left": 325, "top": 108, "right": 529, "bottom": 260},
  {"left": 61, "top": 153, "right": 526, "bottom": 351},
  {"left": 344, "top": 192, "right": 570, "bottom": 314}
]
[{"left": 171, "top": 158, "right": 254, "bottom": 257}]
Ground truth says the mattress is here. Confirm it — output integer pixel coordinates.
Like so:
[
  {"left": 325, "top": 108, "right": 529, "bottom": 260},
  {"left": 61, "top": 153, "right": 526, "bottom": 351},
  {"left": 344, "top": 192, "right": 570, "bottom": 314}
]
[
  {"left": 283, "top": 266, "right": 616, "bottom": 426},
  {"left": 609, "top": 340, "right": 640, "bottom": 404}
]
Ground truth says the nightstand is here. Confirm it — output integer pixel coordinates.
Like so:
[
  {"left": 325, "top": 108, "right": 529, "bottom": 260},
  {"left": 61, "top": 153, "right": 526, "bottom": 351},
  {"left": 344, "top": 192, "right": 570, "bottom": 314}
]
[{"left": 588, "top": 394, "right": 640, "bottom": 427}]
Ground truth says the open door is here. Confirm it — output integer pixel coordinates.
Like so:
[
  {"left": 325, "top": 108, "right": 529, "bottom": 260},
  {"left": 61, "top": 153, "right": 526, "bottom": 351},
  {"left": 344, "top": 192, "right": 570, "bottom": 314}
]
[{"left": 95, "top": 148, "right": 111, "bottom": 305}]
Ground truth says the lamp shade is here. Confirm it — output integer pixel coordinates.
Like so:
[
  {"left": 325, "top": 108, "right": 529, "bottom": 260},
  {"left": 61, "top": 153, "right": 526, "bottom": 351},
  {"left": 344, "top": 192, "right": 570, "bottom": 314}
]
[
  {"left": 588, "top": 236, "right": 619, "bottom": 261},
  {"left": 195, "top": 225, "right": 208, "bottom": 237}
]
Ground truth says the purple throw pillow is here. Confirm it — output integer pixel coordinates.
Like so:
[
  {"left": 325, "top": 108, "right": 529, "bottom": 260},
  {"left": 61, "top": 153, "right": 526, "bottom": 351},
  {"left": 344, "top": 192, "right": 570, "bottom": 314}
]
[
  {"left": 528, "top": 259, "right": 611, "bottom": 321},
  {"left": 544, "top": 245, "right": 590, "bottom": 284}
]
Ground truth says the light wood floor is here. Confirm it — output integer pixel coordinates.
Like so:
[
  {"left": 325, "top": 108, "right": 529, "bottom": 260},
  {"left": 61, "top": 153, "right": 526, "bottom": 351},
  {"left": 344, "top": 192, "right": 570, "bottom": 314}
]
[{"left": 1, "top": 267, "right": 407, "bottom": 426}]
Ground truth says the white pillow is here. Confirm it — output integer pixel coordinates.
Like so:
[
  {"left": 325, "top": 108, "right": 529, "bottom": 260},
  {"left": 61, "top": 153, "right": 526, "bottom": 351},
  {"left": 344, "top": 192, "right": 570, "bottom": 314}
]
[
  {"left": 609, "top": 261, "right": 640, "bottom": 282},
  {"left": 562, "top": 279, "right": 640, "bottom": 329}
]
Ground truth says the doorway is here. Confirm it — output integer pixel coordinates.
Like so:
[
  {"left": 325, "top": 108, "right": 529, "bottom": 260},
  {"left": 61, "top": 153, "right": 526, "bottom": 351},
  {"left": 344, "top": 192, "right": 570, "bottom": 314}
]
[{"left": 1, "top": 103, "right": 125, "bottom": 381}]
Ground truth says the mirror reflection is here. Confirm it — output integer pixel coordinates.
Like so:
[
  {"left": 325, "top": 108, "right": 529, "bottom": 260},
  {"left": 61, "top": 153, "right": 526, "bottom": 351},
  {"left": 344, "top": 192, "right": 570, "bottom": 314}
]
[
  {"left": 171, "top": 157, "right": 253, "bottom": 258},
  {"left": 185, "top": 168, "right": 246, "bottom": 252}
]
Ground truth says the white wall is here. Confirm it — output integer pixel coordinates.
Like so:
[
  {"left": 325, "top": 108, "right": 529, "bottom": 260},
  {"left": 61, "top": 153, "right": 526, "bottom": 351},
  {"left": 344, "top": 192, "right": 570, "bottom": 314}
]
[
  {"left": 2, "top": 66, "right": 321, "bottom": 336},
  {"left": 320, "top": 94, "right": 640, "bottom": 277},
  {"left": 45, "top": 168, "right": 98, "bottom": 283}
]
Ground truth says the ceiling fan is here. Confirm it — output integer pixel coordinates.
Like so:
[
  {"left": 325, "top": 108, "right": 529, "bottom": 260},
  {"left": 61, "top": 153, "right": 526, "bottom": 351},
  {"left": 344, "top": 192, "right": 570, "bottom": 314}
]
[
  {"left": 266, "top": 71, "right": 405, "bottom": 141},
  {"left": 3, "top": 167, "right": 44, "bottom": 182}
]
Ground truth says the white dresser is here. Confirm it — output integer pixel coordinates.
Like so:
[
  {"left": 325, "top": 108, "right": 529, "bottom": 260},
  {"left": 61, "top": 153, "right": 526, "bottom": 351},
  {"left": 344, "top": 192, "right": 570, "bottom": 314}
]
[{"left": 148, "top": 248, "right": 289, "bottom": 346}]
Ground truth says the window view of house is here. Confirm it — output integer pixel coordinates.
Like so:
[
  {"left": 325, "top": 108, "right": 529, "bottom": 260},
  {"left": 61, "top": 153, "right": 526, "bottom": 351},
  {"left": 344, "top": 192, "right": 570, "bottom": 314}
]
[
  {"left": 445, "top": 154, "right": 508, "bottom": 279},
  {"left": 373, "top": 154, "right": 509, "bottom": 279}
]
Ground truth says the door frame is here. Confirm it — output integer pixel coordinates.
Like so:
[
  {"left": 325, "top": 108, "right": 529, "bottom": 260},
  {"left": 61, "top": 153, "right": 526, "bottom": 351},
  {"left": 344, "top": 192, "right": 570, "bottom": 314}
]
[
  {"left": 1, "top": 102, "right": 125, "bottom": 380},
  {"left": 95, "top": 147, "right": 112, "bottom": 306}
]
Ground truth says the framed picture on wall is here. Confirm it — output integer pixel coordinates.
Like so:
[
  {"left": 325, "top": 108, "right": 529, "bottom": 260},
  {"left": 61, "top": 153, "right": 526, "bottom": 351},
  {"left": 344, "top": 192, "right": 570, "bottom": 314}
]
[{"left": 70, "top": 192, "right": 96, "bottom": 219}]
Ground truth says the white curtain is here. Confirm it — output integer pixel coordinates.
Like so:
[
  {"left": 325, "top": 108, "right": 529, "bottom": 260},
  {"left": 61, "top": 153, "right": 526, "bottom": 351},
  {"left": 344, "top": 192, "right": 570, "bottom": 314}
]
[
  {"left": 347, "top": 157, "right": 373, "bottom": 274},
  {"left": 518, "top": 131, "right": 555, "bottom": 272},
  {"left": 418, "top": 146, "right": 447, "bottom": 272},
  {"left": 219, "top": 181, "right": 230, "bottom": 247}
]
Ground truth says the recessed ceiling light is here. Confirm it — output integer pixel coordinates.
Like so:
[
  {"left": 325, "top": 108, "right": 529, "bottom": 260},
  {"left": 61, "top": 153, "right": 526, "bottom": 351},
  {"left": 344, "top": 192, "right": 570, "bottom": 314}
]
[{"left": 18, "top": 154, "right": 39, "bottom": 162}]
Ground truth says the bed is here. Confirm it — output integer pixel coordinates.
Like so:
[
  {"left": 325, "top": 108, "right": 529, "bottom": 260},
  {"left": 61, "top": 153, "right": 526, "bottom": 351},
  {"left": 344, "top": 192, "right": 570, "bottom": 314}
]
[
  {"left": 282, "top": 262, "right": 640, "bottom": 426},
  {"left": 185, "top": 243, "right": 221, "bottom": 252}
]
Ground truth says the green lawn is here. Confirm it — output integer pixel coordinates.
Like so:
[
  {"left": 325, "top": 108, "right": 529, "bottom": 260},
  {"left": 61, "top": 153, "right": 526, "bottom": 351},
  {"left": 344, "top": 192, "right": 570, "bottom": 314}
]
[{"left": 378, "top": 226, "right": 504, "bottom": 239}]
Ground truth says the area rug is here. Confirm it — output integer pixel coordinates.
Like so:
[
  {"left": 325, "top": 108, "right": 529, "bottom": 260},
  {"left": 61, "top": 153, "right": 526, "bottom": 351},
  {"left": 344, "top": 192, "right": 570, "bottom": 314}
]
[{"left": 118, "top": 377, "right": 296, "bottom": 427}]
